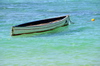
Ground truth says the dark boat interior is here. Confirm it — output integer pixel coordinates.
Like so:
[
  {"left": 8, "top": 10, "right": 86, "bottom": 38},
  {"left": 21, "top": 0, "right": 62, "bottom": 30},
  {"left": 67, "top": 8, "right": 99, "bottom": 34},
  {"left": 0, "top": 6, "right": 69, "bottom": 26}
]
[{"left": 14, "top": 16, "right": 66, "bottom": 27}]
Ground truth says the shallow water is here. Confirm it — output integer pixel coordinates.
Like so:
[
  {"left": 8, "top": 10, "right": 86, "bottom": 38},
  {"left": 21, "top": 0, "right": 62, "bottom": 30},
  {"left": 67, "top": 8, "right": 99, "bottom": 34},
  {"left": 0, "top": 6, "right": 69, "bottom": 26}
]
[{"left": 0, "top": 0, "right": 100, "bottom": 66}]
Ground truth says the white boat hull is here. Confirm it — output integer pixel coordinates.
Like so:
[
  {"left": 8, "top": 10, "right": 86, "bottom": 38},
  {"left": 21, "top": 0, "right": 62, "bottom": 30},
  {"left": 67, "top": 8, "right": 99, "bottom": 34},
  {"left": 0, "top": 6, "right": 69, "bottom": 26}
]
[{"left": 11, "top": 15, "right": 70, "bottom": 36}]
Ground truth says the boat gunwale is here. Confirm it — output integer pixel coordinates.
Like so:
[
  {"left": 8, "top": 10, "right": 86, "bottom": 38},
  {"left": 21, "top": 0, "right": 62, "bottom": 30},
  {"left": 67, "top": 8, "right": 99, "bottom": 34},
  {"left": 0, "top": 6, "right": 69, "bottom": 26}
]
[
  {"left": 13, "top": 15, "right": 68, "bottom": 27},
  {"left": 28, "top": 15, "right": 68, "bottom": 27}
]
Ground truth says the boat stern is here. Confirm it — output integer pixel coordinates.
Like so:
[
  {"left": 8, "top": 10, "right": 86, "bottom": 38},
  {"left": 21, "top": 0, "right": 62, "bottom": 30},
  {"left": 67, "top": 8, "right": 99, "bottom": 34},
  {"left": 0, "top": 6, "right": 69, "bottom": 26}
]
[{"left": 11, "top": 27, "right": 14, "bottom": 36}]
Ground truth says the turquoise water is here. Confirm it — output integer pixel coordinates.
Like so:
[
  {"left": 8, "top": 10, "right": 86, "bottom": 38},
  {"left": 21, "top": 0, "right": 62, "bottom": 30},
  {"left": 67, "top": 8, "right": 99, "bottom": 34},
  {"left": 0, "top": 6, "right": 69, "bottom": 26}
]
[{"left": 0, "top": 0, "right": 100, "bottom": 66}]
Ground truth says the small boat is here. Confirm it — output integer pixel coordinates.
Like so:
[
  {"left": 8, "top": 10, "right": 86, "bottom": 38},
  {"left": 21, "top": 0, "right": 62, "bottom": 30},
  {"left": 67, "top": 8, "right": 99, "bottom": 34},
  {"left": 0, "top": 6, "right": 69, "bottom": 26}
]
[{"left": 11, "top": 15, "right": 71, "bottom": 36}]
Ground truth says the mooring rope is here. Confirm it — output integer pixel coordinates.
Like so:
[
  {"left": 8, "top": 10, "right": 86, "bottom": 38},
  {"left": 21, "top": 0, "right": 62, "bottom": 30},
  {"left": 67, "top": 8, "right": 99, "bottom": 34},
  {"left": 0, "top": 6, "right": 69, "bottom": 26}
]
[{"left": 68, "top": 16, "right": 74, "bottom": 24}]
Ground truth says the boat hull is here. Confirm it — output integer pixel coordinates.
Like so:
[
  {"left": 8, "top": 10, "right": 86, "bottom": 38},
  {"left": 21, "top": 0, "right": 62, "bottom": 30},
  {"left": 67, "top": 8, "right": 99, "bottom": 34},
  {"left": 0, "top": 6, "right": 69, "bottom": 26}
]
[{"left": 11, "top": 15, "right": 70, "bottom": 36}]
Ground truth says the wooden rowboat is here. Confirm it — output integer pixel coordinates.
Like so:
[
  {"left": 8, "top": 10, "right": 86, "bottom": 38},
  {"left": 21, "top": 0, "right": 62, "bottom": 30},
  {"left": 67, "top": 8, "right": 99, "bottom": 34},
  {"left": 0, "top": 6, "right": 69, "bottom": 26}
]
[{"left": 11, "top": 15, "right": 71, "bottom": 36}]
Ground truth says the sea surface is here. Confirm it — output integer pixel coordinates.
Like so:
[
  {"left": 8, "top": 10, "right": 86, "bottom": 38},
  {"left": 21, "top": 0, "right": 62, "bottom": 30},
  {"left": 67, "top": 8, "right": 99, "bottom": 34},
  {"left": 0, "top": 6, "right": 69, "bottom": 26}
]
[{"left": 0, "top": 0, "right": 100, "bottom": 66}]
